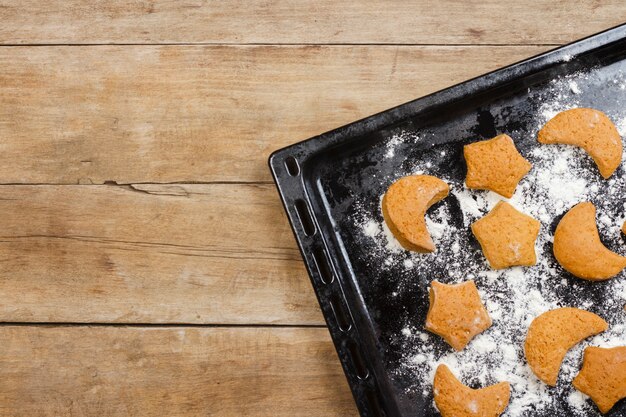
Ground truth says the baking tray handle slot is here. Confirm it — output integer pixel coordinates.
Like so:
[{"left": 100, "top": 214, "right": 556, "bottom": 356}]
[
  {"left": 312, "top": 246, "right": 335, "bottom": 284},
  {"left": 284, "top": 156, "right": 300, "bottom": 176},
  {"left": 347, "top": 342, "right": 369, "bottom": 380},
  {"left": 294, "top": 199, "right": 316, "bottom": 236},
  {"left": 329, "top": 294, "right": 352, "bottom": 332}
]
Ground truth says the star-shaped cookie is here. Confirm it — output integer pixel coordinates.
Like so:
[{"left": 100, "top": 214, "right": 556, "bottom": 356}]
[
  {"left": 471, "top": 201, "right": 540, "bottom": 269},
  {"left": 425, "top": 280, "right": 492, "bottom": 351},
  {"left": 464, "top": 134, "right": 532, "bottom": 198},
  {"left": 573, "top": 346, "right": 626, "bottom": 414}
]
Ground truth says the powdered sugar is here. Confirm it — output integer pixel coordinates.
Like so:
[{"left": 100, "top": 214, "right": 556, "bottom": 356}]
[
  {"left": 385, "top": 131, "right": 417, "bottom": 159},
  {"left": 381, "top": 219, "right": 404, "bottom": 253},
  {"left": 385, "top": 136, "right": 403, "bottom": 158},
  {"left": 567, "top": 390, "right": 589, "bottom": 412},
  {"left": 452, "top": 187, "right": 502, "bottom": 226},
  {"left": 362, "top": 219, "right": 380, "bottom": 239},
  {"left": 618, "top": 117, "right": 626, "bottom": 137},
  {"left": 353, "top": 67, "right": 626, "bottom": 416}
]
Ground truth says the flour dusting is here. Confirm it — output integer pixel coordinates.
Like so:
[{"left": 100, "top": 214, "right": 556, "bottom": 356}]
[{"left": 352, "top": 67, "right": 626, "bottom": 416}]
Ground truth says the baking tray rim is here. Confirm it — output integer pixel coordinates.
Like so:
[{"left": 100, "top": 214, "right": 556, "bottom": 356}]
[{"left": 268, "top": 23, "right": 626, "bottom": 417}]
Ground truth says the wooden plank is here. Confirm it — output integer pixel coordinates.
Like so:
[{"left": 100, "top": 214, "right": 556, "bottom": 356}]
[
  {"left": 0, "top": 184, "right": 324, "bottom": 324},
  {"left": 0, "top": 326, "right": 357, "bottom": 417},
  {"left": 0, "top": 45, "right": 547, "bottom": 184},
  {"left": 0, "top": 1, "right": 623, "bottom": 45}
]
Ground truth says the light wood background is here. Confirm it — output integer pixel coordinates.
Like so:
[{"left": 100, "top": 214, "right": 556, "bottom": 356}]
[{"left": 0, "top": 2, "right": 624, "bottom": 416}]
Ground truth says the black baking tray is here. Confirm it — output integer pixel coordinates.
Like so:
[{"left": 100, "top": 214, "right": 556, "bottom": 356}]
[{"left": 269, "top": 25, "right": 626, "bottom": 417}]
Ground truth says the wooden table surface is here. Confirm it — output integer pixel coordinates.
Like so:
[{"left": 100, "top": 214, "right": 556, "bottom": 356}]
[{"left": 0, "top": 2, "right": 624, "bottom": 416}]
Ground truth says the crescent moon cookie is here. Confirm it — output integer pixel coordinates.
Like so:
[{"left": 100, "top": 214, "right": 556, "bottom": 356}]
[
  {"left": 464, "top": 134, "right": 532, "bottom": 198},
  {"left": 524, "top": 307, "right": 608, "bottom": 386},
  {"left": 382, "top": 175, "right": 449, "bottom": 253},
  {"left": 553, "top": 202, "right": 626, "bottom": 281},
  {"left": 471, "top": 201, "right": 541, "bottom": 269},
  {"left": 425, "top": 280, "right": 492, "bottom": 351},
  {"left": 538, "top": 108, "right": 623, "bottom": 178},
  {"left": 573, "top": 346, "right": 626, "bottom": 414},
  {"left": 433, "top": 364, "right": 510, "bottom": 417}
]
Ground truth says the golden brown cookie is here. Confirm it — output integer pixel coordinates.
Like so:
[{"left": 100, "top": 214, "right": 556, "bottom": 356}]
[
  {"left": 524, "top": 307, "right": 607, "bottom": 386},
  {"left": 471, "top": 201, "right": 540, "bottom": 269},
  {"left": 434, "top": 364, "right": 510, "bottom": 417},
  {"left": 553, "top": 202, "right": 626, "bottom": 281},
  {"left": 464, "top": 134, "right": 532, "bottom": 198},
  {"left": 573, "top": 346, "right": 626, "bottom": 414},
  {"left": 425, "top": 280, "right": 492, "bottom": 351},
  {"left": 382, "top": 175, "right": 449, "bottom": 253},
  {"left": 538, "top": 108, "right": 622, "bottom": 179}
]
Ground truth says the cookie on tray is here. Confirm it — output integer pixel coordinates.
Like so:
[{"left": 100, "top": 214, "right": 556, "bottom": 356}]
[
  {"left": 553, "top": 202, "right": 626, "bottom": 281},
  {"left": 434, "top": 364, "right": 510, "bottom": 417},
  {"left": 538, "top": 108, "right": 622, "bottom": 179},
  {"left": 464, "top": 134, "right": 532, "bottom": 198},
  {"left": 471, "top": 201, "right": 540, "bottom": 269},
  {"left": 425, "top": 280, "right": 492, "bottom": 351},
  {"left": 573, "top": 346, "right": 626, "bottom": 414},
  {"left": 382, "top": 175, "right": 449, "bottom": 253},
  {"left": 524, "top": 307, "right": 608, "bottom": 386}
]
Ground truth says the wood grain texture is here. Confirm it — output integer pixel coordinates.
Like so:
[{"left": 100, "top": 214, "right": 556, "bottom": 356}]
[
  {"left": 0, "top": 0, "right": 623, "bottom": 45},
  {"left": 0, "top": 44, "right": 547, "bottom": 184},
  {"left": 3, "top": 3, "right": 624, "bottom": 415},
  {"left": 0, "top": 184, "right": 323, "bottom": 324},
  {"left": 0, "top": 326, "right": 357, "bottom": 417}
]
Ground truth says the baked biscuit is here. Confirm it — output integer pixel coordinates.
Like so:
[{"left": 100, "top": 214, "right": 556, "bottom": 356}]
[
  {"left": 538, "top": 108, "right": 622, "bottom": 179},
  {"left": 464, "top": 134, "right": 532, "bottom": 198},
  {"left": 425, "top": 280, "right": 492, "bottom": 351},
  {"left": 553, "top": 202, "right": 626, "bottom": 281},
  {"left": 471, "top": 201, "right": 540, "bottom": 269},
  {"left": 573, "top": 346, "right": 626, "bottom": 414},
  {"left": 382, "top": 175, "right": 449, "bottom": 252},
  {"left": 434, "top": 364, "right": 510, "bottom": 417},
  {"left": 524, "top": 307, "right": 607, "bottom": 386}
]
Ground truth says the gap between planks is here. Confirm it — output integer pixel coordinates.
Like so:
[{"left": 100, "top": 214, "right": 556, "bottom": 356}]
[
  {"left": 0, "top": 181, "right": 274, "bottom": 186},
  {"left": 0, "top": 42, "right": 563, "bottom": 47},
  {"left": 0, "top": 322, "right": 327, "bottom": 328}
]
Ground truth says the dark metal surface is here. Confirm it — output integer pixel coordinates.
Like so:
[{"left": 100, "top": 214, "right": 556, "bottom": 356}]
[{"left": 269, "top": 25, "right": 626, "bottom": 417}]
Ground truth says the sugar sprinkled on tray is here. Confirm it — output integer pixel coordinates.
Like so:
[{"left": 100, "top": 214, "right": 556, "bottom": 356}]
[{"left": 353, "top": 67, "right": 626, "bottom": 416}]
